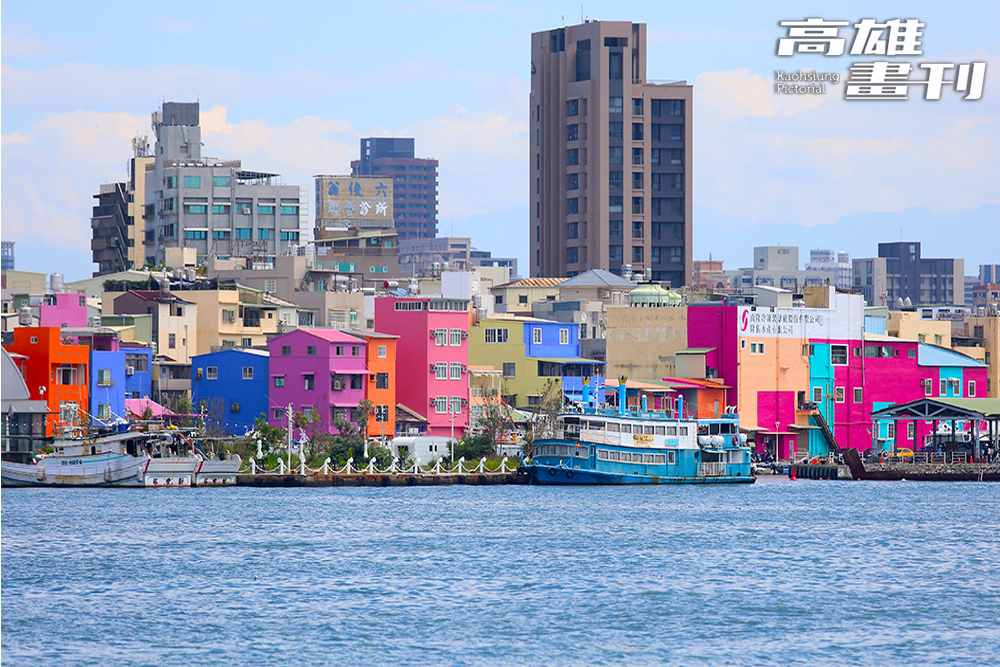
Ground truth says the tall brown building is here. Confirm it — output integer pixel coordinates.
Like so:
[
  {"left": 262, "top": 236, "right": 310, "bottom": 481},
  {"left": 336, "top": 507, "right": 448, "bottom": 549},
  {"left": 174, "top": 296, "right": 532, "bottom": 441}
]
[{"left": 530, "top": 21, "right": 693, "bottom": 285}]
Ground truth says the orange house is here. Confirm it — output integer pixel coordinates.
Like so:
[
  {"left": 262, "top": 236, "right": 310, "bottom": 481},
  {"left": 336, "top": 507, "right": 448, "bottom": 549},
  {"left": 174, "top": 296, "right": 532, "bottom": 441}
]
[
  {"left": 344, "top": 329, "right": 398, "bottom": 439},
  {"left": 4, "top": 327, "right": 89, "bottom": 436}
]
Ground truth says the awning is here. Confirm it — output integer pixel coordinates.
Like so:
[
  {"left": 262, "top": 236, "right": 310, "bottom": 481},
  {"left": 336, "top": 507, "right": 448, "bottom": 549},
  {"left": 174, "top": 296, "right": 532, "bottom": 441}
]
[
  {"left": 125, "top": 398, "right": 175, "bottom": 418},
  {"left": 789, "top": 423, "right": 819, "bottom": 430},
  {"left": 532, "top": 357, "right": 606, "bottom": 364}
]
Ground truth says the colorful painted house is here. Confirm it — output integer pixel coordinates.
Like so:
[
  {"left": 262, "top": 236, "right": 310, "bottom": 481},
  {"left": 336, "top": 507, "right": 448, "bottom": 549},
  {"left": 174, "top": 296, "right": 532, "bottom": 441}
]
[
  {"left": 374, "top": 296, "right": 469, "bottom": 438},
  {"left": 108, "top": 290, "right": 198, "bottom": 363},
  {"left": 89, "top": 350, "right": 127, "bottom": 424},
  {"left": 467, "top": 314, "right": 605, "bottom": 409},
  {"left": 191, "top": 348, "right": 270, "bottom": 435},
  {"left": 37, "top": 293, "right": 88, "bottom": 329},
  {"left": 342, "top": 329, "right": 398, "bottom": 440},
  {"left": 120, "top": 342, "right": 153, "bottom": 399},
  {"left": 267, "top": 329, "right": 368, "bottom": 434},
  {"left": 4, "top": 327, "right": 89, "bottom": 436}
]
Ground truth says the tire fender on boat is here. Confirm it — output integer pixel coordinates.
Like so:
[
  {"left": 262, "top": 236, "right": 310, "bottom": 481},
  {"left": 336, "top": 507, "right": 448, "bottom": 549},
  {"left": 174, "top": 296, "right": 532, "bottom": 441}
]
[
  {"left": 36, "top": 467, "right": 46, "bottom": 482},
  {"left": 135, "top": 467, "right": 144, "bottom": 483},
  {"left": 566, "top": 470, "right": 575, "bottom": 479},
  {"left": 548, "top": 467, "right": 557, "bottom": 476},
  {"left": 103, "top": 466, "right": 113, "bottom": 483}
]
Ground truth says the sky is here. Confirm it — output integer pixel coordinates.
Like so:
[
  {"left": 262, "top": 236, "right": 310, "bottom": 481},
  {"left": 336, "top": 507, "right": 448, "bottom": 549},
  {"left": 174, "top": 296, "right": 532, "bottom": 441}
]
[{"left": 2, "top": 1, "right": 999, "bottom": 281}]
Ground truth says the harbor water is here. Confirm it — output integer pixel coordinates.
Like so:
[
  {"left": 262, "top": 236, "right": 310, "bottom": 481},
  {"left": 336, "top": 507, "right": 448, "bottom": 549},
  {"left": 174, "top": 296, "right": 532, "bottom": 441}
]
[{"left": 2, "top": 478, "right": 999, "bottom": 666}]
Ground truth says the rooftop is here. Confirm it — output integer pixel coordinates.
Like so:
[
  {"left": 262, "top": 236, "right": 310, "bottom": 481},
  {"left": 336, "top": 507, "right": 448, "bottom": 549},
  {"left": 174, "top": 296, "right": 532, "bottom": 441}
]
[{"left": 559, "top": 269, "right": 635, "bottom": 288}]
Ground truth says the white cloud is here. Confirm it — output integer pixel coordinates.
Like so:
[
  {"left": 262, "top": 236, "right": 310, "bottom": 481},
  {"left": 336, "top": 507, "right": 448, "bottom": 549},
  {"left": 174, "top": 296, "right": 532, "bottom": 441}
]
[{"left": 1, "top": 24, "right": 74, "bottom": 60}]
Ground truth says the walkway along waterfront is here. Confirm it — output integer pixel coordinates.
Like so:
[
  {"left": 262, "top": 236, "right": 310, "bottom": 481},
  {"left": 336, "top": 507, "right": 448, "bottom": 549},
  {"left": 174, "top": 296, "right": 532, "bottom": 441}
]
[{"left": 237, "top": 455, "right": 527, "bottom": 486}]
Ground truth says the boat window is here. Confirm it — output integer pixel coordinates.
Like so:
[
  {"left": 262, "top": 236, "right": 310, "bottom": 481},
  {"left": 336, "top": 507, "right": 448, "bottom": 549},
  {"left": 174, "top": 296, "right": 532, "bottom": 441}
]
[
  {"left": 644, "top": 426, "right": 655, "bottom": 435},
  {"left": 620, "top": 423, "right": 632, "bottom": 433},
  {"left": 589, "top": 421, "right": 605, "bottom": 430},
  {"left": 643, "top": 454, "right": 655, "bottom": 464},
  {"left": 609, "top": 450, "right": 621, "bottom": 461},
  {"left": 606, "top": 422, "right": 620, "bottom": 432},
  {"left": 654, "top": 426, "right": 666, "bottom": 435},
  {"left": 559, "top": 446, "right": 570, "bottom": 457},
  {"left": 666, "top": 426, "right": 677, "bottom": 435},
  {"left": 679, "top": 427, "right": 688, "bottom": 436},
  {"left": 620, "top": 452, "right": 631, "bottom": 462},
  {"left": 653, "top": 454, "right": 666, "bottom": 464},
  {"left": 574, "top": 446, "right": 587, "bottom": 457},
  {"left": 710, "top": 423, "right": 721, "bottom": 435},
  {"left": 597, "top": 449, "right": 610, "bottom": 461},
  {"left": 667, "top": 451, "right": 676, "bottom": 465}
]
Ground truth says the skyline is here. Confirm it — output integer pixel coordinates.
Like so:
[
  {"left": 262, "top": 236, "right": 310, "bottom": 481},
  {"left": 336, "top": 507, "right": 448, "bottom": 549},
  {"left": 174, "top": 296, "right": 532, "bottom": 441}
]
[{"left": 2, "top": 1, "right": 998, "bottom": 280}]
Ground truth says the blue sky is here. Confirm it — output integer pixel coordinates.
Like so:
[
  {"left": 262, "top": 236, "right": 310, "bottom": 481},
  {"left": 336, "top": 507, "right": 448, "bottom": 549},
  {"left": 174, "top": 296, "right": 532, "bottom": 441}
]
[{"left": 3, "top": 1, "right": 998, "bottom": 279}]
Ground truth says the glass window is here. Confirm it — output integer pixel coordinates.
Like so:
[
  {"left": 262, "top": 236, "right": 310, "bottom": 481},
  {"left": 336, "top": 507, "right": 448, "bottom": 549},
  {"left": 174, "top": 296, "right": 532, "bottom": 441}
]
[
  {"left": 304, "top": 374, "right": 314, "bottom": 390},
  {"left": 632, "top": 172, "right": 644, "bottom": 189},
  {"left": 378, "top": 345, "right": 387, "bottom": 358},
  {"left": 632, "top": 246, "right": 644, "bottom": 263},
  {"left": 609, "top": 146, "right": 623, "bottom": 165},
  {"left": 609, "top": 220, "right": 622, "bottom": 237},
  {"left": 503, "top": 362, "right": 516, "bottom": 378},
  {"left": 183, "top": 176, "right": 201, "bottom": 188},
  {"left": 609, "top": 122, "right": 623, "bottom": 139},
  {"left": 242, "top": 366, "right": 254, "bottom": 380},
  {"left": 450, "top": 362, "right": 462, "bottom": 380},
  {"left": 436, "top": 363, "right": 447, "bottom": 380},
  {"left": 609, "top": 51, "right": 622, "bottom": 79},
  {"left": 632, "top": 98, "right": 644, "bottom": 115},
  {"left": 609, "top": 196, "right": 623, "bottom": 213},
  {"left": 567, "top": 148, "right": 579, "bottom": 165},
  {"left": 567, "top": 173, "right": 579, "bottom": 190},
  {"left": 281, "top": 345, "right": 291, "bottom": 356},
  {"left": 854, "top": 387, "right": 863, "bottom": 403},
  {"left": 609, "top": 96, "right": 623, "bottom": 113},
  {"left": 560, "top": 328, "right": 569, "bottom": 345},
  {"left": 831, "top": 345, "right": 848, "bottom": 365},
  {"left": 609, "top": 171, "right": 623, "bottom": 188},
  {"left": 567, "top": 247, "right": 578, "bottom": 264},
  {"left": 213, "top": 176, "right": 231, "bottom": 187},
  {"left": 450, "top": 329, "right": 462, "bottom": 346},
  {"left": 533, "top": 328, "right": 543, "bottom": 344},
  {"left": 435, "top": 396, "right": 448, "bottom": 414},
  {"left": 567, "top": 124, "right": 579, "bottom": 141},
  {"left": 632, "top": 197, "right": 644, "bottom": 214},
  {"left": 435, "top": 329, "right": 447, "bottom": 346},
  {"left": 609, "top": 245, "right": 623, "bottom": 263},
  {"left": 235, "top": 228, "right": 251, "bottom": 239},
  {"left": 632, "top": 123, "right": 644, "bottom": 141},
  {"left": 567, "top": 99, "right": 579, "bottom": 116},
  {"left": 274, "top": 376, "right": 285, "bottom": 387},
  {"left": 258, "top": 205, "right": 275, "bottom": 215},
  {"left": 632, "top": 147, "right": 643, "bottom": 165},
  {"left": 280, "top": 205, "right": 299, "bottom": 215},
  {"left": 450, "top": 397, "right": 462, "bottom": 415},
  {"left": 376, "top": 373, "right": 389, "bottom": 389},
  {"left": 567, "top": 198, "right": 579, "bottom": 215},
  {"left": 632, "top": 221, "right": 644, "bottom": 238},
  {"left": 575, "top": 39, "right": 590, "bottom": 81}
]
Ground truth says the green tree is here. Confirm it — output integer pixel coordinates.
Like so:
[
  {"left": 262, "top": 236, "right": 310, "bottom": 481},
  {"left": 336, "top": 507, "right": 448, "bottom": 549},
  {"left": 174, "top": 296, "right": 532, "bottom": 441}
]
[{"left": 522, "top": 379, "right": 563, "bottom": 456}]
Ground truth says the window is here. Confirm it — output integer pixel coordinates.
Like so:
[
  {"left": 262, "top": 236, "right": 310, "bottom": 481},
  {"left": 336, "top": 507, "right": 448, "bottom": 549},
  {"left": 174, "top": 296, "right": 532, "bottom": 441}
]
[
  {"left": 609, "top": 146, "right": 623, "bottom": 165},
  {"left": 274, "top": 376, "right": 285, "bottom": 387},
  {"left": 609, "top": 196, "right": 623, "bottom": 213},
  {"left": 609, "top": 96, "right": 623, "bottom": 114},
  {"left": 503, "top": 363, "right": 516, "bottom": 378},
  {"left": 567, "top": 124, "right": 579, "bottom": 141},
  {"left": 834, "top": 387, "right": 845, "bottom": 403},
  {"left": 575, "top": 39, "right": 590, "bottom": 80},
  {"left": 280, "top": 205, "right": 299, "bottom": 215},
  {"left": 235, "top": 228, "right": 251, "bottom": 239},
  {"left": 213, "top": 230, "right": 230, "bottom": 240},
  {"left": 96, "top": 404, "right": 111, "bottom": 420},
  {"left": 435, "top": 396, "right": 448, "bottom": 414},
  {"left": 258, "top": 205, "right": 275, "bottom": 215},
  {"left": 969, "top": 380, "right": 976, "bottom": 397},
  {"left": 280, "top": 231, "right": 300, "bottom": 241},
  {"left": 281, "top": 345, "right": 291, "bottom": 356},
  {"left": 632, "top": 172, "right": 644, "bottom": 190},
  {"left": 304, "top": 374, "right": 315, "bottom": 390},
  {"left": 560, "top": 328, "right": 569, "bottom": 345},
  {"left": 632, "top": 221, "right": 644, "bottom": 238},
  {"left": 97, "top": 369, "right": 112, "bottom": 386},
  {"left": 632, "top": 246, "right": 644, "bottom": 263},
  {"left": 887, "top": 422, "right": 896, "bottom": 440},
  {"left": 940, "top": 379, "right": 947, "bottom": 395},
  {"left": 609, "top": 122, "right": 623, "bottom": 139},
  {"left": 185, "top": 206, "right": 207, "bottom": 216},
  {"left": 567, "top": 148, "right": 579, "bottom": 166},
  {"left": 831, "top": 345, "right": 848, "bottom": 365},
  {"left": 352, "top": 346, "right": 360, "bottom": 356},
  {"left": 378, "top": 345, "right": 387, "bottom": 358},
  {"left": 907, "top": 422, "right": 915, "bottom": 440},
  {"left": 230, "top": 402, "right": 241, "bottom": 413},
  {"left": 567, "top": 247, "right": 578, "bottom": 264},
  {"left": 336, "top": 345, "right": 344, "bottom": 356},
  {"left": 168, "top": 333, "right": 176, "bottom": 349},
  {"left": 519, "top": 295, "right": 528, "bottom": 304},
  {"left": 533, "top": 328, "right": 543, "bottom": 344},
  {"left": 609, "top": 51, "right": 622, "bottom": 79},
  {"left": 567, "top": 173, "right": 579, "bottom": 190},
  {"left": 670, "top": 149, "right": 683, "bottom": 165},
  {"left": 609, "top": 220, "right": 623, "bottom": 238},
  {"left": 450, "top": 362, "right": 462, "bottom": 380},
  {"left": 258, "top": 228, "right": 271, "bottom": 239},
  {"left": 609, "top": 171, "right": 623, "bottom": 189},
  {"left": 183, "top": 176, "right": 201, "bottom": 188},
  {"left": 435, "top": 329, "right": 447, "bottom": 346},
  {"left": 567, "top": 99, "right": 579, "bottom": 116},
  {"left": 206, "top": 366, "right": 218, "bottom": 380},
  {"left": 485, "top": 328, "right": 509, "bottom": 344},
  {"left": 632, "top": 98, "right": 644, "bottom": 115},
  {"left": 304, "top": 345, "right": 316, "bottom": 357},
  {"left": 854, "top": 387, "right": 863, "bottom": 403},
  {"left": 242, "top": 366, "right": 254, "bottom": 380},
  {"left": 351, "top": 375, "right": 362, "bottom": 390},
  {"left": 632, "top": 197, "right": 644, "bottom": 214},
  {"left": 435, "top": 363, "right": 447, "bottom": 380},
  {"left": 274, "top": 409, "right": 282, "bottom": 420},
  {"left": 449, "top": 329, "right": 462, "bottom": 346},
  {"left": 632, "top": 123, "right": 644, "bottom": 141},
  {"left": 632, "top": 147, "right": 644, "bottom": 165},
  {"left": 609, "top": 245, "right": 623, "bottom": 263},
  {"left": 567, "top": 200, "right": 579, "bottom": 216},
  {"left": 213, "top": 176, "right": 231, "bottom": 187},
  {"left": 376, "top": 372, "right": 388, "bottom": 389},
  {"left": 450, "top": 397, "right": 462, "bottom": 415}
]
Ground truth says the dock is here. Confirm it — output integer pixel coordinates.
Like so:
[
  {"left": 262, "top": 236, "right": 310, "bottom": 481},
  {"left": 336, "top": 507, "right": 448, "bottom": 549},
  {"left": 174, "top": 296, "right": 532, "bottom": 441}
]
[{"left": 237, "top": 472, "right": 528, "bottom": 487}]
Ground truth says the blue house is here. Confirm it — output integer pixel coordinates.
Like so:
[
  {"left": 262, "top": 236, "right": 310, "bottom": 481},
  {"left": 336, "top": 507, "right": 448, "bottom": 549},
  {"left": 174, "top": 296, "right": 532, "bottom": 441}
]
[
  {"left": 90, "top": 350, "right": 127, "bottom": 425},
  {"left": 191, "top": 349, "right": 269, "bottom": 435},
  {"left": 121, "top": 344, "right": 153, "bottom": 399},
  {"left": 522, "top": 318, "right": 605, "bottom": 403}
]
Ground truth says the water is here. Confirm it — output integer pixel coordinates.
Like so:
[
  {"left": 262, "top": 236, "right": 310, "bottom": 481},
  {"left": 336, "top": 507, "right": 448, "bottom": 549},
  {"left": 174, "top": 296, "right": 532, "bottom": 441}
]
[{"left": 3, "top": 478, "right": 999, "bottom": 666}]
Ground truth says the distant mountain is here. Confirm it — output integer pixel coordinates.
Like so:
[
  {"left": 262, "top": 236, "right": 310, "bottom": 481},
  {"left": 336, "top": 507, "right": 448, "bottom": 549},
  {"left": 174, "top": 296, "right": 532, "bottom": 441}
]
[{"left": 694, "top": 203, "right": 1000, "bottom": 271}]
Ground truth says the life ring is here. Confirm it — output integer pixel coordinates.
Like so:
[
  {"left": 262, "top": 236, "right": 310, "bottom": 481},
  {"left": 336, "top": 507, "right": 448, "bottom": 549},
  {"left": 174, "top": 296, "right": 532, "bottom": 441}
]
[
  {"left": 732, "top": 435, "right": 738, "bottom": 446},
  {"left": 566, "top": 470, "right": 575, "bottom": 479},
  {"left": 548, "top": 467, "right": 557, "bottom": 476},
  {"left": 880, "top": 451, "right": 887, "bottom": 461}
]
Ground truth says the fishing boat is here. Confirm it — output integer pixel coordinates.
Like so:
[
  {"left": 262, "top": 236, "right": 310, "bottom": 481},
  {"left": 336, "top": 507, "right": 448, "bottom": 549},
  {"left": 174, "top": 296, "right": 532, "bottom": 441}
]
[
  {"left": 1, "top": 426, "right": 241, "bottom": 488},
  {"left": 521, "top": 379, "right": 754, "bottom": 485}
]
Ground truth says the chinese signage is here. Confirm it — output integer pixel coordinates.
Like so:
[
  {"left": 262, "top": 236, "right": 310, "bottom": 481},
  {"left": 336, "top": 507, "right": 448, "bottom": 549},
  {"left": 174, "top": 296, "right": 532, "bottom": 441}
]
[
  {"left": 738, "top": 306, "right": 858, "bottom": 340},
  {"left": 776, "top": 18, "right": 986, "bottom": 100},
  {"left": 314, "top": 175, "right": 393, "bottom": 232}
]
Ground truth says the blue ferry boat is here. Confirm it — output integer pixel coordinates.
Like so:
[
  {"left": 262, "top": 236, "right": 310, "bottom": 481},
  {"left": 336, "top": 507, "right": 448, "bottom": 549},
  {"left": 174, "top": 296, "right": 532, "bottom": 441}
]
[{"left": 521, "top": 380, "right": 754, "bottom": 485}]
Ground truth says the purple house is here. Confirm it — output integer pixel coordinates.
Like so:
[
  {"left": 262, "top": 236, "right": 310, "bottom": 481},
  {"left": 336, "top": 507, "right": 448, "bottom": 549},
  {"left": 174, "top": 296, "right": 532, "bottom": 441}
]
[{"left": 267, "top": 329, "right": 368, "bottom": 434}]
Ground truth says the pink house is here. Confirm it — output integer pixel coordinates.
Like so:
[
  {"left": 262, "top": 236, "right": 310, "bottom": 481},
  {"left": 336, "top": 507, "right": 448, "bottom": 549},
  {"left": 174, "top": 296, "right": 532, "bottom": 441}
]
[
  {"left": 374, "top": 296, "right": 470, "bottom": 438},
  {"left": 267, "top": 329, "right": 368, "bottom": 434},
  {"left": 38, "top": 293, "right": 88, "bottom": 329}
]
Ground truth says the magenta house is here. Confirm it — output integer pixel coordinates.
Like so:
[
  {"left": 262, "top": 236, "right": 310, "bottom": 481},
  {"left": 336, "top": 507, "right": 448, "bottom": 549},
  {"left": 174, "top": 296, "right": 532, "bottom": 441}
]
[
  {"left": 38, "top": 293, "right": 88, "bottom": 329},
  {"left": 374, "top": 296, "right": 469, "bottom": 438},
  {"left": 267, "top": 329, "right": 368, "bottom": 434}
]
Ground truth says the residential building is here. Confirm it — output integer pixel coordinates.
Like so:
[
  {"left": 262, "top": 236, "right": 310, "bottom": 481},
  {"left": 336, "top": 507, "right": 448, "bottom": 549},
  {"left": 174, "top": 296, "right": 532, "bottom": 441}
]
[
  {"left": 37, "top": 293, "right": 88, "bottom": 329},
  {"left": 107, "top": 289, "right": 198, "bottom": 364},
  {"left": 951, "top": 315, "right": 1000, "bottom": 397},
  {"left": 399, "top": 237, "right": 473, "bottom": 275},
  {"left": 971, "top": 284, "right": 1000, "bottom": 309},
  {"left": 90, "top": 349, "right": 127, "bottom": 425},
  {"left": 468, "top": 314, "right": 605, "bottom": 410},
  {"left": 887, "top": 310, "right": 952, "bottom": 347},
  {"left": 192, "top": 348, "right": 270, "bottom": 435},
  {"left": 120, "top": 342, "right": 154, "bottom": 399},
  {"left": 736, "top": 246, "right": 831, "bottom": 292},
  {"left": 152, "top": 358, "right": 192, "bottom": 412},
  {"left": 492, "top": 277, "right": 566, "bottom": 315},
  {"left": 374, "top": 296, "right": 470, "bottom": 438},
  {"left": 605, "top": 301, "right": 687, "bottom": 380},
  {"left": 91, "top": 150, "right": 155, "bottom": 276},
  {"left": 351, "top": 137, "right": 439, "bottom": 239},
  {"left": 980, "top": 264, "right": 1000, "bottom": 285},
  {"left": 1, "top": 270, "right": 46, "bottom": 294},
  {"left": 267, "top": 329, "right": 368, "bottom": 434},
  {"left": 314, "top": 228, "right": 400, "bottom": 281},
  {"left": 532, "top": 268, "right": 637, "bottom": 360},
  {"left": 171, "top": 282, "right": 280, "bottom": 354},
  {"left": 144, "top": 102, "right": 306, "bottom": 267},
  {"left": 852, "top": 256, "right": 889, "bottom": 307},
  {"left": 804, "top": 249, "right": 851, "bottom": 288},
  {"left": 341, "top": 329, "right": 398, "bottom": 440},
  {"left": 530, "top": 21, "right": 693, "bottom": 283},
  {"left": 4, "top": 327, "right": 89, "bottom": 437},
  {"left": 854, "top": 242, "right": 963, "bottom": 307}
]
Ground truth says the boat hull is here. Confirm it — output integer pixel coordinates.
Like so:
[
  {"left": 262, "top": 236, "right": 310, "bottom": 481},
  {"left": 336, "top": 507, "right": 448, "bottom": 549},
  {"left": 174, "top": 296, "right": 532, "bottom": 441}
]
[
  {"left": 522, "top": 463, "right": 755, "bottom": 485},
  {"left": 1, "top": 453, "right": 148, "bottom": 488}
]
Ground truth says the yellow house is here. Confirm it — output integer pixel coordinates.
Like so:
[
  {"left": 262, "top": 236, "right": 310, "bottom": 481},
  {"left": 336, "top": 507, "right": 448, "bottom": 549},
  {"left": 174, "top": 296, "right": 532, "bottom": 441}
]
[
  {"left": 181, "top": 284, "right": 281, "bottom": 354},
  {"left": 887, "top": 311, "right": 951, "bottom": 346}
]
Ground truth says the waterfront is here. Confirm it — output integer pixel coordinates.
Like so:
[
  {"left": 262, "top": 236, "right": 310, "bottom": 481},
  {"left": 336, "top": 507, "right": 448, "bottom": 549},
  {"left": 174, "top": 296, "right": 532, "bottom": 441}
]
[{"left": 2, "top": 479, "right": 999, "bottom": 666}]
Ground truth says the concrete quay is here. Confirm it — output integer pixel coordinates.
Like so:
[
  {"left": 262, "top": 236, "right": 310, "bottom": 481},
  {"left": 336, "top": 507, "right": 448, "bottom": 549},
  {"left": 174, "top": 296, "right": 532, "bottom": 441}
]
[{"left": 237, "top": 472, "right": 529, "bottom": 487}]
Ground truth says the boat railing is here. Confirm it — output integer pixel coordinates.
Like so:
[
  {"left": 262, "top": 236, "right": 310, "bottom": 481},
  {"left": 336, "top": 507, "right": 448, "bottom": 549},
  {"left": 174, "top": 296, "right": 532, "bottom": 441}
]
[{"left": 701, "top": 462, "right": 726, "bottom": 477}]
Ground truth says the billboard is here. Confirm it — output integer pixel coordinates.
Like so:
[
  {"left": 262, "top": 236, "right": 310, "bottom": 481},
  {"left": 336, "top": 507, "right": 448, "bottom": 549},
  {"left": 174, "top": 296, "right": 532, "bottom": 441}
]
[{"left": 315, "top": 175, "right": 393, "bottom": 231}]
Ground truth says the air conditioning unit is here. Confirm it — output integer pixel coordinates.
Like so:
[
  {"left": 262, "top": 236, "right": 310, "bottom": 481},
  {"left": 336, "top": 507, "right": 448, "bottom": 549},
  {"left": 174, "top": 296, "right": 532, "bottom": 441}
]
[
  {"left": 333, "top": 380, "right": 345, "bottom": 391},
  {"left": 126, "top": 366, "right": 135, "bottom": 376},
  {"left": 461, "top": 365, "right": 467, "bottom": 373},
  {"left": 461, "top": 331, "right": 468, "bottom": 339},
  {"left": 430, "top": 364, "right": 437, "bottom": 372},
  {"left": 430, "top": 330, "right": 437, "bottom": 338}
]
